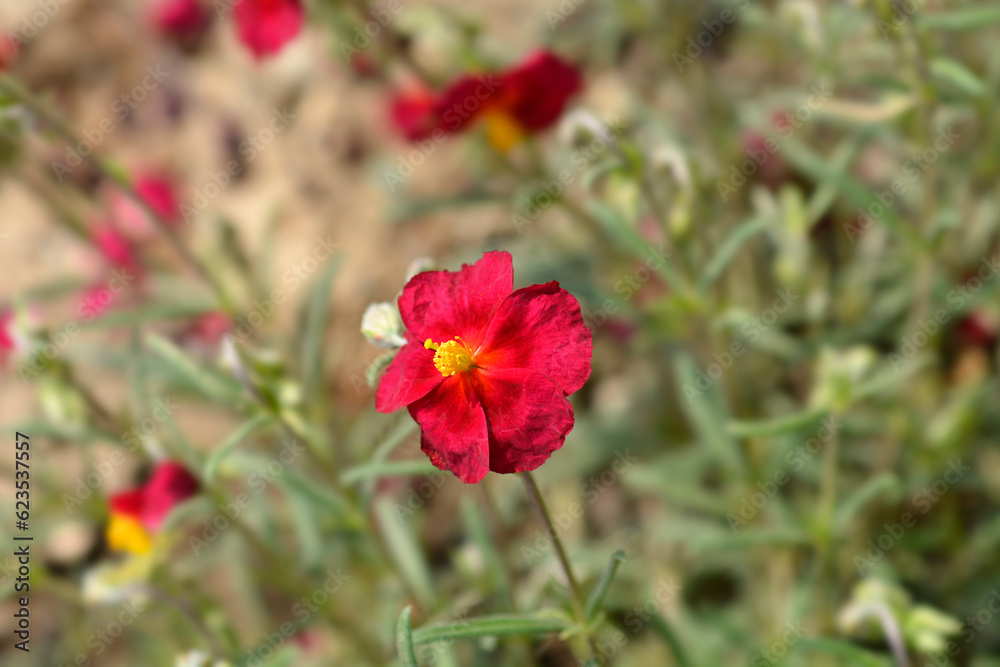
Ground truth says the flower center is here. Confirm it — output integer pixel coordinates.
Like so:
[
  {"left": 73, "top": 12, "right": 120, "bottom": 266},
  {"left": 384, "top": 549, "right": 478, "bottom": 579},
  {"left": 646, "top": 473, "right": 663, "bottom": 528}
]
[
  {"left": 425, "top": 337, "right": 476, "bottom": 376},
  {"left": 106, "top": 514, "right": 152, "bottom": 555}
]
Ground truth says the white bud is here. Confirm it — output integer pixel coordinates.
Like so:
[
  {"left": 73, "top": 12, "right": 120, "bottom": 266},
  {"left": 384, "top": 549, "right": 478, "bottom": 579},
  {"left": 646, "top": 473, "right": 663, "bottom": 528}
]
[{"left": 361, "top": 302, "right": 407, "bottom": 349}]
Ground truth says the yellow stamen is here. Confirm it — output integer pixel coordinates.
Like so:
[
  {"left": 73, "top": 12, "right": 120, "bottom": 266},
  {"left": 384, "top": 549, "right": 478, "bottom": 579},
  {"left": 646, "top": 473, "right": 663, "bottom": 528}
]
[
  {"left": 485, "top": 112, "right": 524, "bottom": 152},
  {"left": 424, "top": 337, "right": 475, "bottom": 376},
  {"left": 106, "top": 514, "right": 152, "bottom": 555}
]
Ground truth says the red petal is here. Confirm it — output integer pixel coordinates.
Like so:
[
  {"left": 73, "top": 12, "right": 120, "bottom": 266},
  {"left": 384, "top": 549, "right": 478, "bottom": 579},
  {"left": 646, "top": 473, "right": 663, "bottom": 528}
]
[
  {"left": 139, "top": 461, "right": 200, "bottom": 530},
  {"left": 391, "top": 88, "right": 440, "bottom": 141},
  {"left": 234, "top": 0, "right": 303, "bottom": 59},
  {"left": 397, "top": 251, "right": 513, "bottom": 350},
  {"left": 499, "top": 51, "right": 581, "bottom": 131},
  {"left": 471, "top": 368, "right": 575, "bottom": 474},
  {"left": 109, "top": 489, "right": 144, "bottom": 519},
  {"left": 408, "top": 375, "right": 490, "bottom": 484},
  {"left": 375, "top": 335, "right": 444, "bottom": 413},
  {"left": 476, "top": 282, "right": 592, "bottom": 395}
]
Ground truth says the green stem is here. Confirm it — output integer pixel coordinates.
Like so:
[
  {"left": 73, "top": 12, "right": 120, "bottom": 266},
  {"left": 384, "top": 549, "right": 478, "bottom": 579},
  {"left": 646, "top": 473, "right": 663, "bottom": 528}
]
[
  {"left": 818, "top": 413, "right": 840, "bottom": 633},
  {"left": 521, "top": 471, "right": 599, "bottom": 661}
]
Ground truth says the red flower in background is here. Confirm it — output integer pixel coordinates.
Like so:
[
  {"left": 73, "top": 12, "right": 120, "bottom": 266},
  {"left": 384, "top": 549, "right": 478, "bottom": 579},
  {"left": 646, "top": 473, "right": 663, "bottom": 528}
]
[
  {"left": 92, "top": 225, "right": 142, "bottom": 275},
  {"left": 376, "top": 251, "right": 592, "bottom": 483},
  {"left": 107, "top": 173, "right": 181, "bottom": 239},
  {"left": 151, "top": 0, "right": 213, "bottom": 47},
  {"left": 0, "top": 35, "right": 18, "bottom": 70},
  {"left": 107, "top": 461, "right": 200, "bottom": 554},
  {"left": 234, "top": 0, "right": 304, "bottom": 60},
  {"left": 392, "top": 50, "right": 582, "bottom": 150},
  {"left": 0, "top": 310, "right": 20, "bottom": 366}
]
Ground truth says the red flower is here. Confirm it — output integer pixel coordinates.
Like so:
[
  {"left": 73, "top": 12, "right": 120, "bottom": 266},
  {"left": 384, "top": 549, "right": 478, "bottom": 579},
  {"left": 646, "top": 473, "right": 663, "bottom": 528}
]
[
  {"left": 108, "top": 173, "right": 181, "bottom": 239},
  {"left": 234, "top": 0, "right": 304, "bottom": 60},
  {"left": 392, "top": 51, "right": 582, "bottom": 149},
  {"left": 92, "top": 225, "right": 141, "bottom": 275},
  {"left": 375, "top": 251, "right": 592, "bottom": 483},
  {"left": 107, "top": 461, "right": 200, "bottom": 554},
  {"left": 0, "top": 311, "right": 19, "bottom": 366},
  {"left": 151, "top": 0, "right": 213, "bottom": 46}
]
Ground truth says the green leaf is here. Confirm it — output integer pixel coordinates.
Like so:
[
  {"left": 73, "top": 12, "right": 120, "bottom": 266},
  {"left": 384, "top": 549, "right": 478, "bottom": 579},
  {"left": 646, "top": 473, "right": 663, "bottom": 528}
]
[
  {"left": 300, "top": 254, "right": 342, "bottom": 408},
  {"left": 278, "top": 466, "right": 358, "bottom": 528},
  {"left": 374, "top": 496, "right": 436, "bottom": 609},
  {"left": 285, "top": 483, "right": 323, "bottom": 571},
  {"left": 834, "top": 473, "right": 900, "bottom": 534},
  {"left": 203, "top": 413, "right": 276, "bottom": 483},
  {"left": 81, "top": 303, "right": 215, "bottom": 330},
  {"left": 689, "top": 528, "right": 812, "bottom": 556},
  {"left": 411, "top": 612, "right": 572, "bottom": 645},
  {"left": 700, "top": 216, "right": 767, "bottom": 289},
  {"left": 389, "top": 191, "right": 503, "bottom": 223},
  {"left": 342, "top": 459, "right": 443, "bottom": 485},
  {"left": 460, "top": 497, "right": 509, "bottom": 602},
  {"left": 366, "top": 350, "right": 397, "bottom": 388},
  {"left": 919, "top": 7, "right": 1000, "bottom": 31},
  {"left": 930, "top": 57, "right": 987, "bottom": 98},
  {"left": 145, "top": 334, "right": 247, "bottom": 407},
  {"left": 793, "top": 638, "right": 889, "bottom": 666},
  {"left": 727, "top": 407, "right": 828, "bottom": 438},
  {"left": 780, "top": 138, "right": 925, "bottom": 251},
  {"left": 397, "top": 606, "right": 419, "bottom": 667},
  {"left": 673, "top": 352, "right": 746, "bottom": 477},
  {"left": 648, "top": 612, "right": 692, "bottom": 667},
  {"left": 585, "top": 549, "right": 626, "bottom": 620}
]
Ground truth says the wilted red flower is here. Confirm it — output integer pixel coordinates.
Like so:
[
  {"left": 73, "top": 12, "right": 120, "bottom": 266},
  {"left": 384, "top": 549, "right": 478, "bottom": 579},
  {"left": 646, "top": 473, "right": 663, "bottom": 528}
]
[
  {"left": 107, "top": 461, "right": 200, "bottom": 554},
  {"left": 234, "top": 0, "right": 304, "bottom": 60},
  {"left": 375, "top": 251, "right": 592, "bottom": 483},
  {"left": 392, "top": 50, "right": 582, "bottom": 150},
  {"left": 151, "top": 0, "right": 213, "bottom": 47}
]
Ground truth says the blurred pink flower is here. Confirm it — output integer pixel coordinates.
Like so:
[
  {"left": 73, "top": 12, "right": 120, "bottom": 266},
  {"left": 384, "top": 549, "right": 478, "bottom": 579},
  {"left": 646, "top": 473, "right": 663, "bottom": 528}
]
[
  {"left": 107, "top": 173, "right": 181, "bottom": 240},
  {"left": 234, "top": 0, "right": 304, "bottom": 60},
  {"left": 92, "top": 225, "right": 142, "bottom": 275},
  {"left": 185, "top": 311, "right": 231, "bottom": 350},
  {"left": 0, "top": 310, "right": 20, "bottom": 365}
]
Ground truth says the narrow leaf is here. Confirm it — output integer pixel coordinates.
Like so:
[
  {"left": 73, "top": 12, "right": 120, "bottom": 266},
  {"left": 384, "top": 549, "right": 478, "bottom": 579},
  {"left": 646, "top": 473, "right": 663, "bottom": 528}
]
[
  {"left": 930, "top": 57, "right": 987, "bottom": 98},
  {"left": 727, "top": 407, "right": 828, "bottom": 438},
  {"left": 586, "top": 549, "right": 626, "bottom": 620},
  {"left": 300, "top": 255, "right": 342, "bottom": 407},
  {"left": 342, "top": 459, "right": 443, "bottom": 485},
  {"left": 145, "top": 334, "right": 246, "bottom": 406},
  {"left": 204, "top": 413, "right": 276, "bottom": 483},
  {"left": 700, "top": 216, "right": 767, "bottom": 288},
  {"left": 919, "top": 7, "right": 1000, "bottom": 31},
  {"left": 673, "top": 352, "right": 746, "bottom": 477},
  {"left": 397, "top": 606, "right": 419, "bottom": 667},
  {"left": 411, "top": 612, "right": 572, "bottom": 645},
  {"left": 375, "top": 496, "right": 436, "bottom": 609}
]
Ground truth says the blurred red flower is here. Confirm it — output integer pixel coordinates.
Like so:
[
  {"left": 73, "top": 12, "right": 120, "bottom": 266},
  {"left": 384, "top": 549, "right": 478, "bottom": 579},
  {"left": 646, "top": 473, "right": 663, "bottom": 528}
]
[
  {"left": 107, "top": 461, "right": 200, "bottom": 554},
  {"left": 0, "top": 311, "right": 17, "bottom": 363},
  {"left": 234, "top": 0, "right": 304, "bottom": 60},
  {"left": 92, "top": 225, "right": 142, "bottom": 275},
  {"left": 392, "top": 50, "right": 582, "bottom": 150},
  {"left": 151, "top": 0, "right": 213, "bottom": 46},
  {"left": 376, "top": 251, "right": 592, "bottom": 483},
  {"left": 108, "top": 173, "right": 181, "bottom": 239}
]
